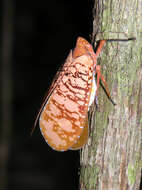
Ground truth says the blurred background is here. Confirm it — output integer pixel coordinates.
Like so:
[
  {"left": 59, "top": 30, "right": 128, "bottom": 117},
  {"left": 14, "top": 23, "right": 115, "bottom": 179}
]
[{"left": 0, "top": 0, "right": 93, "bottom": 190}]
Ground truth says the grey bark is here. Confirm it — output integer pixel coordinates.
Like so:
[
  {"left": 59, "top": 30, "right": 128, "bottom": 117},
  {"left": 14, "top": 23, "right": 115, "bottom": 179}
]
[{"left": 80, "top": 0, "right": 142, "bottom": 190}]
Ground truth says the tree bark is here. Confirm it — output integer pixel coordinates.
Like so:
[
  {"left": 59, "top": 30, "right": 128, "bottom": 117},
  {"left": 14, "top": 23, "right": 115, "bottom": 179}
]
[{"left": 80, "top": 0, "right": 142, "bottom": 190}]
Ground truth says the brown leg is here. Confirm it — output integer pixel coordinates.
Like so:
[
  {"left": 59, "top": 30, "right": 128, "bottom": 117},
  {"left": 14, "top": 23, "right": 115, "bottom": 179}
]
[
  {"left": 95, "top": 40, "right": 106, "bottom": 58},
  {"left": 96, "top": 65, "right": 115, "bottom": 105}
]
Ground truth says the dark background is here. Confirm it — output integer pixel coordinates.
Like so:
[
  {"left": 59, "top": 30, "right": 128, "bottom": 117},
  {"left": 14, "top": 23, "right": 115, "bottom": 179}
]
[{"left": 0, "top": 0, "right": 93, "bottom": 190}]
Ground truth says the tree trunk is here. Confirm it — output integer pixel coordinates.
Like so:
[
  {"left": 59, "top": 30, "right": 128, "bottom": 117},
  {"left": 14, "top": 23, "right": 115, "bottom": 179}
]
[{"left": 80, "top": 0, "right": 142, "bottom": 190}]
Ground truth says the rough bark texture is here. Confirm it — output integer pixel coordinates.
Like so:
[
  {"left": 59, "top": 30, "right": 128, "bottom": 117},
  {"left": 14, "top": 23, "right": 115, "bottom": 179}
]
[{"left": 80, "top": 0, "right": 142, "bottom": 190}]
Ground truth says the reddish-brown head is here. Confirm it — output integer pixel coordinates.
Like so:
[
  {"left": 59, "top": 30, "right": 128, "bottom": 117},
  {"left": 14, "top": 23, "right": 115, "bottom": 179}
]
[{"left": 73, "top": 37, "right": 94, "bottom": 58}]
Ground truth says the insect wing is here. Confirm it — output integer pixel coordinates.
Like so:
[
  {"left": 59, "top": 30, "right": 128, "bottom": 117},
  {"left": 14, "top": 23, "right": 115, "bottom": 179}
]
[
  {"left": 69, "top": 116, "right": 89, "bottom": 150},
  {"left": 70, "top": 72, "right": 97, "bottom": 150},
  {"left": 33, "top": 51, "right": 73, "bottom": 131},
  {"left": 39, "top": 51, "right": 94, "bottom": 151}
]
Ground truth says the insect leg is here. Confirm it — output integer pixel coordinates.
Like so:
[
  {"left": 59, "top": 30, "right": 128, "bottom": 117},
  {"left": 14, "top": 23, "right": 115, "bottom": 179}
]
[
  {"left": 96, "top": 65, "right": 116, "bottom": 105},
  {"left": 95, "top": 40, "right": 106, "bottom": 57}
]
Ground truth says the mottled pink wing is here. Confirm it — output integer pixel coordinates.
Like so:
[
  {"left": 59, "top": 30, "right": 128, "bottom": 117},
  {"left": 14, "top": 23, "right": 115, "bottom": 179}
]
[
  {"left": 39, "top": 50, "right": 94, "bottom": 151},
  {"left": 33, "top": 51, "right": 73, "bottom": 131}
]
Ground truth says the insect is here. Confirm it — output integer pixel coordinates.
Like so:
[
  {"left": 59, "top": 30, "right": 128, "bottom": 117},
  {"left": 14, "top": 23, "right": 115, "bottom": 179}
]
[{"left": 34, "top": 36, "right": 135, "bottom": 151}]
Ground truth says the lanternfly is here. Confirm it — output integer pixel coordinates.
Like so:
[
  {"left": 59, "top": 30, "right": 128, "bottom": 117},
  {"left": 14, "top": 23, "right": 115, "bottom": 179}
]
[{"left": 33, "top": 36, "right": 135, "bottom": 151}]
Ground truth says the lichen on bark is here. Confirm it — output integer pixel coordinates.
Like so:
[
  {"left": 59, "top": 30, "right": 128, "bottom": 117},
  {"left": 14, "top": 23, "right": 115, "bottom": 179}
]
[{"left": 80, "top": 0, "right": 142, "bottom": 190}]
